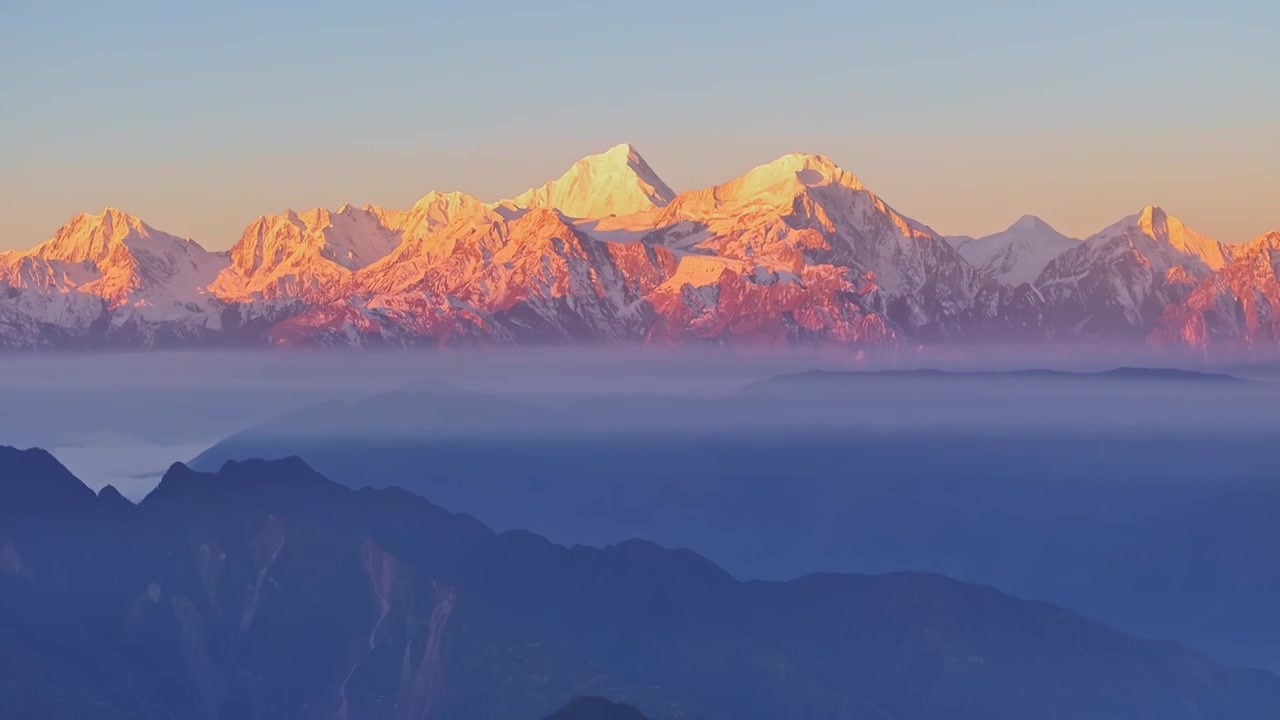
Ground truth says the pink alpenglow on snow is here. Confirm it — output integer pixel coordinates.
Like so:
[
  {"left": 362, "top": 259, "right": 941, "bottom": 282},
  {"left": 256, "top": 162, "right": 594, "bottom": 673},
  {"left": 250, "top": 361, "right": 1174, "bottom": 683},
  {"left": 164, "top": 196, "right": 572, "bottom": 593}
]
[{"left": 0, "top": 145, "right": 1276, "bottom": 351}]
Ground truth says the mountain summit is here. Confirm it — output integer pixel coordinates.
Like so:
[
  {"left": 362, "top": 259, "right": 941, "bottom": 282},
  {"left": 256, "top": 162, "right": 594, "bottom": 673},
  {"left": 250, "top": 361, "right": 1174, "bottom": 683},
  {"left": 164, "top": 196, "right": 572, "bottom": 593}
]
[
  {"left": 0, "top": 206, "right": 227, "bottom": 326},
  {"left": 20, "top": 207, "right": 159, "bottom": 265},
  {"left": 1087, "top": 206, "right": 1231, "bottom": 273},
  {"left": 649, "top": 150, "right": 978, "bottom": 339},
  {"left": 507, "top": 143, "right": 676, "bottom": 218},
  {"left": 725, "top": 151, "right": 866, "bottom": 197},
  {"left": 1035, "top": 207, "right": 1233, "bottom": 336},
  {"left": 953, "top": 215, "right": 1078, "bottom": 286},
  {"left": 662, "top": 152, "right": 866, "bottom": 218},
  {"left": 212, "top": 204, "right": 400, "bottom": 303},
  {"left": 1132, "top": 205, "right": 1231, "bottom": 271}
]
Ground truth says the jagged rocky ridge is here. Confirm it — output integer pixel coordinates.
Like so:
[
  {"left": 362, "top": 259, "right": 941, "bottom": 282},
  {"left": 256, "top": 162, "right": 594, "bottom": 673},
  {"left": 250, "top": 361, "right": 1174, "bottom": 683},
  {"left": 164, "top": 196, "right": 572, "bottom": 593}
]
[
  {"left": 1, "top": 145, "right": 1274, "bottom": 348},
  {"left": 4, "top": 445, "right": 1280, "bottom": 719}
]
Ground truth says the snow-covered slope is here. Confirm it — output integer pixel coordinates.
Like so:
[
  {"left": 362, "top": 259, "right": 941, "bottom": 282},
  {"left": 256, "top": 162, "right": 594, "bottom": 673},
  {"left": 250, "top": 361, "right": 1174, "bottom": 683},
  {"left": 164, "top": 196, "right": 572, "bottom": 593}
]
[
  {"left": 277, "top": 207, "right": 677, "bottom": 347},
  {"left": 641, "top": 152, "right": 985, "bottom": 341},
  {"left": 0, "top": 285, "right": 106, "bottom": 349},
  {"left": 211, "top": 205, "right": 400, "bottom": 303},
  {"left": 0, "top": 208, "right": 228, "bottom": 343},
  {"left": 505, "top": 143, "right": 676, "bottom": 218},
  {"left": 1074, "top": 206, "right": 1229, "bottom": 273},
  {"left": 952, "top": 215, "right": 1078, "bottom": 286},
  {"left": 358, "top": 192, "right": 502, "bottom": 290},
  {"left": 1034, "top": 207, "right": 1231, "bottom": 338},
  {"left": 652, "top": 152, "right": 961, "bottom": 290},
  {"left": 1151, "top": 231, "right": 1280, "bottom": 346},
  {"left": 375, "top": 191, "right": 493, "bottom": 241}
]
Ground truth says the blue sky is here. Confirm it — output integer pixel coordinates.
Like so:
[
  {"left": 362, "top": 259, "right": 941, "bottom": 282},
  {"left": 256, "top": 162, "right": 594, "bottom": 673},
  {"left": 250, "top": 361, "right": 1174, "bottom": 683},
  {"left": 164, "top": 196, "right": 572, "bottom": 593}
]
[{"left": 2, "top": 0, "right": 1276, "bottom": 248}]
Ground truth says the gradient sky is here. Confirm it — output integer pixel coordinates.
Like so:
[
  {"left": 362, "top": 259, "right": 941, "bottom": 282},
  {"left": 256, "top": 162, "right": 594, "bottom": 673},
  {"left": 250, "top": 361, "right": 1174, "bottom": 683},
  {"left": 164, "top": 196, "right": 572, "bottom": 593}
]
[{"left": 3, "top": 0, "right": 1276, "bottom": 250}]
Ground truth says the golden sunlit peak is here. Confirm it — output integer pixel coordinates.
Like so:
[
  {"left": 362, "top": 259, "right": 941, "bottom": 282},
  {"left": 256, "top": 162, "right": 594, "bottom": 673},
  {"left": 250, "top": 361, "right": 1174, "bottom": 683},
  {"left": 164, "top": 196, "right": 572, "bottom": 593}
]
[
  {"left": 411, "top": 190, "right": 480, "bottom": 211},
  {"left": 507, "top": 141, "right": 675, "bottom": 218},
  {"left": 1241, "top": 230, "right": 1280, "bottom": 254},
  {"left": 735, "top": 152, "right": 865, "bottom": 198},
  {"left": 784, "top": 153, "right": 861, "bottom": 187},
  {"left": 599, "top": 142, "right": 642, "bottom": 161},
  {"left": 78, "top": 207, "right": 152, "bottom": 237},
  {"left": 570, "top": 142, "right": 656, "bottom": 176},
  {"left": 1138, "top": 205, "right": 1167, "bottom": 222},
  {"left": 1136, "top": 205, "right": 1181, "bottom": 236},
  {"left": 92, "top": 206, "right": 141, "bottom": 223}
]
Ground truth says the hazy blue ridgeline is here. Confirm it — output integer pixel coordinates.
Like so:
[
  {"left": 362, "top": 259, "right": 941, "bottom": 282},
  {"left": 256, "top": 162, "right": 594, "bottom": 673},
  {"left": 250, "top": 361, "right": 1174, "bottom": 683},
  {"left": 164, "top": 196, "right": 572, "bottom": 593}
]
[{"left": 192, "top": 367, "right": 1280, "bottom": 672}]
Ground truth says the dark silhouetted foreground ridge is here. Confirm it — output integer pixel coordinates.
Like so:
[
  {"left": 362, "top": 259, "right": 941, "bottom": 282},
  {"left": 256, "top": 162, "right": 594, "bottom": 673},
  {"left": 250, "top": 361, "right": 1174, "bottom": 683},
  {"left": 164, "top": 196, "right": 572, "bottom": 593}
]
[{"left": 2, "top": 446, "right": 1280, "bottom": 719}]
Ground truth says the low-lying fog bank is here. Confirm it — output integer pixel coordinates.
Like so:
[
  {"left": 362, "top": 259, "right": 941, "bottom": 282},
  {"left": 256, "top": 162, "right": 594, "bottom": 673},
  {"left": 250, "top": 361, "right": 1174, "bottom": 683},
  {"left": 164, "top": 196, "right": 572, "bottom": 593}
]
[{"left": 2, "top": 344, "right": 1278, "bottom": 495}]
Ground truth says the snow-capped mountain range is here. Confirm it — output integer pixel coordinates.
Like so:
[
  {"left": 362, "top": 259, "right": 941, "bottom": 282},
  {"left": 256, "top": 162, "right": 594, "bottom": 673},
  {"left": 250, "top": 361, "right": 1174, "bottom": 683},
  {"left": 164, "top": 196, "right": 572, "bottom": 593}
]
[{"left": 1, "top": 143, "right": 1274, "bottom": 349}]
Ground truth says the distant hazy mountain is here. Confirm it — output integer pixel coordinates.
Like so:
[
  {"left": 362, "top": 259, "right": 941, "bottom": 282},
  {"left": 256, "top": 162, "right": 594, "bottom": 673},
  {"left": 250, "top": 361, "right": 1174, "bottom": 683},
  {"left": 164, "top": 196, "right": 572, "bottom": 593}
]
[
  {"left": 191, "top": 374, "right": 1280, "bottom": 671},
  {"left": 4, "top": 446, "right": 1279, "bottom": 719},
  {"left": 951, "top": 215, "right": 1078, "bottom": 286},
  {"left": 758, "top": 366, "right": 1244, "bottom": 385},
  {"left": 2, "top": 146, "right": 1273, "bottom": 349}
]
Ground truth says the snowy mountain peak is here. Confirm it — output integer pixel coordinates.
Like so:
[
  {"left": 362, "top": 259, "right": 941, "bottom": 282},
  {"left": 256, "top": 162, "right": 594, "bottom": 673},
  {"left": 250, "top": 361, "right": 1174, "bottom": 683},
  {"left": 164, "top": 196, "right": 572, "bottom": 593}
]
[
  {"left": 0, "top": 207, "right": 227, "bottom": 321},
  {"left": 738, "top": 152, "right": 865, "bottom": 195},
  {"left": 507, "top": 143, "right": 676, "bottom": 219},
  {"left": 27, "top": 207, "right": 177, "bottom": 266},
  {"left": 216, "top": 205, "right": 400, "bottom": 302},
  {"left": 576, "top": 143, "right": 654, "bottom": 175},
  {"left": 397, "top": 190, "right": 494, "bottom": 238},
  {"left": 664, "top": 152, "right": 869, "bottom": 220},
  {"left": 599, "top": 142, "right": 644, "bottom": 163},
  {"left": 955, "top": 215, "right": 1077, "bottom": 286},
  {"left": 1010, "top": 214, "right": 1052, "bottom": 231},
  {"left": 85, "top": 205, "right": 145, "bottom": 233},
  {"left": 95, "top": 205, "right": 141, "bottom": 225},
  {"left": 1137, "top": 205, "right": 1169, "bottom": 234},
  {"left": 294, "top": 207, "right": 333, "bottom": 228},
  {"left": 410, "top": 190, "right": 482, "bottom": 213},
  {"left": 1240, "top": 230, "right": 1280, "bottom": 255},
  {"left": 1035, "top": 206, "right": 1233, "bottom": 334},
  {"left": 1092, "top": 206, "right": 1229, "bottom": 271}
]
